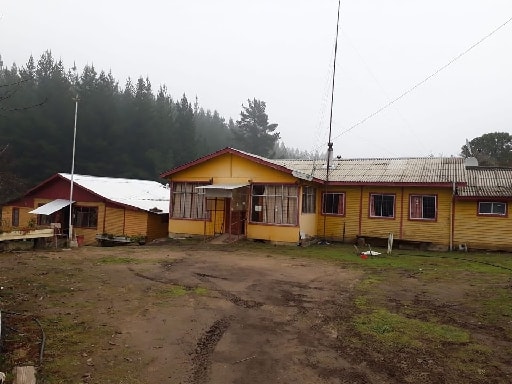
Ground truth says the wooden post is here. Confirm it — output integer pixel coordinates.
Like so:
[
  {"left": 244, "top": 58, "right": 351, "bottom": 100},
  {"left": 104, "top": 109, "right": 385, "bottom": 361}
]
[{"left": 12, "top": 366, "right": 36, "bottom": 384}]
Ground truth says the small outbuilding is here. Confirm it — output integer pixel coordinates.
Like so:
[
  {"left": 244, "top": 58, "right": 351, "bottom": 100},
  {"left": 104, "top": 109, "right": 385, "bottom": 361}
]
[{"left": 0, "top": 173, "right": 170, "bottom": 246}]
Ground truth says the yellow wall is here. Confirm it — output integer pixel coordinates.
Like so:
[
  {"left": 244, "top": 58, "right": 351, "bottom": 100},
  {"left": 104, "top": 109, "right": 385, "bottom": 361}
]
[
  {"left": 0, "top": 206, "right": 33, "bottom": 230},
  {"left": 317, "top": 186, "right": 364, "bottom": 242},
  {"left": 401, "top": 188, "right": 452, "bottom": 246},
  {"left": 299, "top": 213, "right": 317, "bottom": 239},
  {"left": 103, "top": 206, "right": 124, "bottom": 235},
  {"left": 124, "top": 210, "right": 148, "bottom": 237},
  {"left": 454, "top": 200, "right": 512, "bottom": 251},
  {"left": 2, "top": 200, "right": 166, "bottom": 246},
  {"left": 170, "top": 153, "right": 296, "bottom": 184},
  {"left": 169, "top": 218, "right": 208, "bottom": 237},
  {"left": 167, "top": 153, "right": 298, "bottom": 242},
  {"left": 247, "top": 223, "right": 300, "bottom": 243},
  {"left": 317, "top": 186, "right": 454, "bottom": 247}
]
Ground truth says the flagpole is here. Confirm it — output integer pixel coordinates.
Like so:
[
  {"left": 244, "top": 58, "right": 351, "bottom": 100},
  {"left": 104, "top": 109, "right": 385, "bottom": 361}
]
[{"left": 68, "top": 95, "right": 79, "bottom": 246}]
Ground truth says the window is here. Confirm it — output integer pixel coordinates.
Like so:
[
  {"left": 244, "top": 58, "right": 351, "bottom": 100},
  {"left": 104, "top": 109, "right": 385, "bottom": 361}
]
[
  {"left": 12, "top": 207, "right": 19, "bottom": 227},
  {"left": 410, "top": 195, "right": 436, "bottom": 220},
  {"left": 37, "top": 213, "right": 53, "bottom": 226},
  {"left": 36, "top": 203, "right": 56, "bottom": 226},
  {"left": 370, "top": 194, "right": 395, "bottom": 218},
  {"left": 478, "top": 202, "right": 506, "bottom": 216},
  {"left": 251, "top": 184, "right": 298, "bottom": 225},
  {"left": 171, "top": 182, "right": 207, "bottom": 219},
  {"left": 322, "top": 192, "right": 345, "bottom": 215},
  {"left": 302, "top": 186, "right": 316, "bottom": 214},
  {"left": 72, "top": 206, "right": 98, "bottom": 228}
]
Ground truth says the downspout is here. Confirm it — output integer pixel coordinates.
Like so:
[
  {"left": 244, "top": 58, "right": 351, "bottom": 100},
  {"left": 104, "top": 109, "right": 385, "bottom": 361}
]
[
  {"left": 123, "top": 208, "right": 126, "bottom": 235},
  {"left": 399, "top": 187, "right": 404, "bottom": 239},
  {"left": 102, "top": 202, "right": 107, "bottom": 234},
  {"left": 450, "top": 181, "right": 455, "bottom": 251},
  {"left": 358, "top": 186, "right": 363, "bottom": 235}
]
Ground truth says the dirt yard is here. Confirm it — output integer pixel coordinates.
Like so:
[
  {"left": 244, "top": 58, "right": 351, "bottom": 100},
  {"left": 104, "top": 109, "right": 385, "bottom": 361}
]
[{"left": 0, "top": 241, "right": 511, "bottom": 383}]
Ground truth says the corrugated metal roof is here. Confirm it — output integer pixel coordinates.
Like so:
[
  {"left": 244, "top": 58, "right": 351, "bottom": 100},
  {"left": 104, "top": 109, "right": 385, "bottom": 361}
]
[
  {"left": 59, "top": 173, "right": 170, "bottom": 213},
  {"left": 271, "top": 157, "right": 467, "bottom": 184},
  {"left": 457, "top": 167, "right": 512, "bottom": 197}
]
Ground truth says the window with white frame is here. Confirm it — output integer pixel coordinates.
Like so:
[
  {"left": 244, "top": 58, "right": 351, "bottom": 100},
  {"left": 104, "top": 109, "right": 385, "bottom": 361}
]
[
  {"left": 302, "top": 186, "right": 316, "bottom": 214},
  {"left": 410, "top": 195, "right": 436, "bottom": 220},
  {"left": 171, "top": 182, "right": 208, "bottom": 219},
  {"left": 478, "top": 201, "right": 507, "bottom": 216},
  {"left": 251, "top": 184, "right": 298, "bottom": 225},
  {"left": 322, "top": 192, "right": 345, "bottom": 215},
  {"left": 370, "top": 194, "right": 395, "bottom": 218}
]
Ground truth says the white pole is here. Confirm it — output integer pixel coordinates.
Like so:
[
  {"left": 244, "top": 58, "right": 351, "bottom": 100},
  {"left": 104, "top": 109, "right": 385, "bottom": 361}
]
[{"left": 68, "top": 95, "right": 79, "bottom": 245}]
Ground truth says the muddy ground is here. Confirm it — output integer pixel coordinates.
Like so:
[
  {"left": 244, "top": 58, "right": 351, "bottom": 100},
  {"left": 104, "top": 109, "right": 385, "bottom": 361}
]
[{"left": 0, "top": 241, "right": 511, "bottom": 383}]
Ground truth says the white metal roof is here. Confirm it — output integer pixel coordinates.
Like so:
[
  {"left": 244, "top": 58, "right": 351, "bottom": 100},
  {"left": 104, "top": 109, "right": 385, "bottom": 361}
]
[
  {"left": 29, "top": 199, "right": 73, "bottom": 215},
  {"left": 59, "top": 173, "right": 170, "bottom": 213}
]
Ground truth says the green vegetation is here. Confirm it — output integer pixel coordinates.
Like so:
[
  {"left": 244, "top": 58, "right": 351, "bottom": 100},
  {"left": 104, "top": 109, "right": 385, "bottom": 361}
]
[
  {"left": 0, "top": 52, "right": 310, "bottom": 203},
  {"left": 96, "top": 256, "right": 142, "bottom": 264},
  {"left": 354, "top": 309, "right": 469, "bottom": 345}
]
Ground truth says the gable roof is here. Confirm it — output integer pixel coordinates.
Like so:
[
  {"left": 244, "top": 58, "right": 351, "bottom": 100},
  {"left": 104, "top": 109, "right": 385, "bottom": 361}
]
[
  {"left": 161, "top": 147, "right": 466, "bottom": 186},
  {"left": 56, "top": 174, "right": 170, "bottom": 213},
  {"left": 270, "top": 157, "right": 467, "bottom": 185},
  {"left": 159, "top": 147, "right": 323, "bottom": 181},
  {"left": 160, "top": 147, "right": 512, "bottom": 197}
]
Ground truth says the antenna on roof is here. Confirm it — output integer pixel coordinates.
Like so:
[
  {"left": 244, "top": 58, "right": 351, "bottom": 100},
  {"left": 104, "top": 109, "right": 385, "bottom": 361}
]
[{"left": 321, "top": 0, "right": 342, "bottom": 244}]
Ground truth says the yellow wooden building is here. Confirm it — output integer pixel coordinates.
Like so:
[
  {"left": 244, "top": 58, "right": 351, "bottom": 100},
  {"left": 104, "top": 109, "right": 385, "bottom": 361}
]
[
  {"left": 161, "top": 148, "right": 512, "bottom": 251},
  {"left": 0, "top": 173, "right": 169, "bottom": 246}
]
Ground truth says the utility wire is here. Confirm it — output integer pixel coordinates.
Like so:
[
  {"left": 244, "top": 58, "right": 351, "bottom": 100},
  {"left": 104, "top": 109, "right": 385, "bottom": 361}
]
[{"left": 327, "top": 15, "right": 512, "bottom": 147}]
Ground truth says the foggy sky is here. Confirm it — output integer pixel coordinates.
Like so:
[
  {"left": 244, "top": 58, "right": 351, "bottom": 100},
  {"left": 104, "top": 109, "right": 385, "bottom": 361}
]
[{"left": 1, "top": 0, "right": 511, "bottom": 158}]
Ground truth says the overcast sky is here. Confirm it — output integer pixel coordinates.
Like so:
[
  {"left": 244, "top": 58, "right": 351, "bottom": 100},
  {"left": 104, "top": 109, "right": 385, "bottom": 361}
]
[{"left": 1, "top": 1, "right": 511, "bottom": 158}]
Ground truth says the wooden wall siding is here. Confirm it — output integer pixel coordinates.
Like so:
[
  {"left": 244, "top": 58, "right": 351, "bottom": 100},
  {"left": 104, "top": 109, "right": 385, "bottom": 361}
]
[
  {"left": 401, "top": 188, "right": 452, "bottom": 245},
  {"left": 124, "top": 210, "right": 148, "bottom": 237},
  {"left": 32, "top": 177, "right": 99, "bottom": 202},
  {"left": 146, "top": 214, "right": 168, "bottom": 241},
  {"left": 72, "top": 202, "right": 105, "bottom": 245},
  {"left": 77, "top": 228, "right": 99, "bottom": 245},
  {"left": 359, "top": 187, "right": 402, "bottom": 238},
  {"left": 104, "top": 206, "right": 125, "bottom": 236},
  {"left": 169, "top": 219, "right": 207, "bottom": 237},
  {"left": 0, "top": 206, "right": 33, "bottom": 229},
  {"left": 247, "top": 223, "right": 300, "bottom": 243},
  {"left": 454, "top": 200, "right": 512, "bottom": 251},
  {"left": 315, "top": 186, "right": 455, "bottom": 246},
  {"left": 170, "top": 153, "right": 296, "bottom": 184}
]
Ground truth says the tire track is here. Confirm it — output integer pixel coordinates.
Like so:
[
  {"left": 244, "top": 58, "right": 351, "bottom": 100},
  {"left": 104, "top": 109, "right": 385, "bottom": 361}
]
[{"left": 189, "top": 317, "right": 231, "bottom": 384}]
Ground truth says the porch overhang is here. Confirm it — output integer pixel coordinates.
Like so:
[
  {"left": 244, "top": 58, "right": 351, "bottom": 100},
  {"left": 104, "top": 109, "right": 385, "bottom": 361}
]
[
  {"left": 196, "top": 184, "right": 249, "bottom": 198},
  {"left": 29, "top": 199, "right": 74, "bottom": 215}
]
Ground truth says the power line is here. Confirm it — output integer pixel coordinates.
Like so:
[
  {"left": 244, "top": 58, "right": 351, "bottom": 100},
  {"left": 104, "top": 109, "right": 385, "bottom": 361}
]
[{"left": 329, "top": 15, "right": 512, "bottom": 145}]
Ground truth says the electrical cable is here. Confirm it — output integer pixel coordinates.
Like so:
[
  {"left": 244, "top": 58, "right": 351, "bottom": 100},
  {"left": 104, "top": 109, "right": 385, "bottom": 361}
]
[{"left": 331, "top": 15, "right": 512, "bottom": 143}]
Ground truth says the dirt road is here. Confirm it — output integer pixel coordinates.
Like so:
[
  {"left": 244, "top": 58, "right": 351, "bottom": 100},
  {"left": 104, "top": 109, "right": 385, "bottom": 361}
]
[
  {"left": 1, "top": 242, "right": 511, "bottom": 384},
  {"left": 1, "top": 244, "right": 364, "bottom": 383}
]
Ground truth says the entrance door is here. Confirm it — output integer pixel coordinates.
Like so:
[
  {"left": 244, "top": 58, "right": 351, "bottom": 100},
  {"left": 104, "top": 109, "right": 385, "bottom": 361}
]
[{"left": 223, "top": 199, "right": 246, "bottom": 236}]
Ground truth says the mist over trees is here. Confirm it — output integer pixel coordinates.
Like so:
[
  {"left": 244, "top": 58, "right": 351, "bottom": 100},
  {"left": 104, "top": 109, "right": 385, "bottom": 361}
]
[
  {"left": 461, "top": 132, "right": 512, "bottom": 166},
  {"left": 0, "top": 51, "right": 312, "bottom": 201}
]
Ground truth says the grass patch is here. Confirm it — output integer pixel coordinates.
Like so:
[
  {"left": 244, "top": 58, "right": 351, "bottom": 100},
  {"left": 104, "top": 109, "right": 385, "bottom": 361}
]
[
  {"left": 96, "top": 256, "right": 142, "bottom": 264},
  {"left": 194, "top": 286, "right": 208, "bottom": 295},
  {"left": 161, "top": 285, "right": 188, "bottom": 297},
  {"left": 156, "top": 285, "right": 208, "bottom": 298},
  {"left": 354, "top": 308, "right": 470, "bottom": 347}
]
